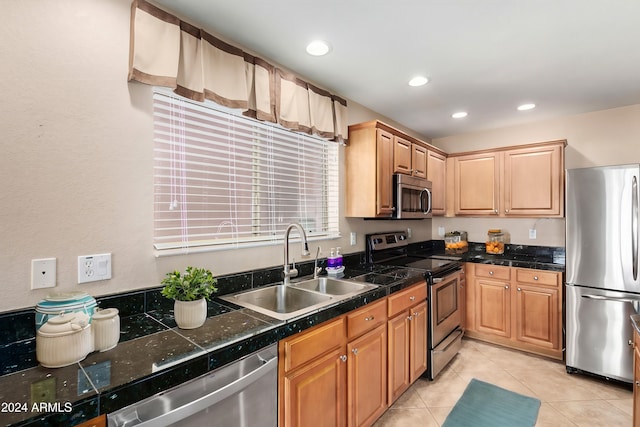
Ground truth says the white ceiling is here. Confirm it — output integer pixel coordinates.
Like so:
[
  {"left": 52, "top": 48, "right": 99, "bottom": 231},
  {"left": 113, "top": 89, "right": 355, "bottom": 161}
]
[{"left": 154, "top": 0, "right": 640, "bottom": 139}]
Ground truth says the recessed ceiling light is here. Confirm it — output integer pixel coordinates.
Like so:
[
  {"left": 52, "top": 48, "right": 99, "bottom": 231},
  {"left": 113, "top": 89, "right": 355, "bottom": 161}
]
[
  {"left": 452, "top": 112, "right": 468, "bottom": 119},
  {"left": 517, "top": 103, "right": 536, "bottom": 111},
  {"left": 408, "top": 76, "right": 429, "bottom": 87},
  {"left": 306, "top": 40, "right": 330, "bottom": 56}
]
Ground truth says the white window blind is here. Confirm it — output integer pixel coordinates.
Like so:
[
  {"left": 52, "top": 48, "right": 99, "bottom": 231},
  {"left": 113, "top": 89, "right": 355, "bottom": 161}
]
[{"left": 153, "top": 90, "right": 340, "bottom": 252}]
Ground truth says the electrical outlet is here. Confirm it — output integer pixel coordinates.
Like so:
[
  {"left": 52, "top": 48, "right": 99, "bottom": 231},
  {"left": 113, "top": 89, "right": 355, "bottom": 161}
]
[
  {"left": 438, "top": 226, "right": 445, "bottom": 237},
  {"left": 31, "top": 258, "right": 56, "bottom": 290},
  {"left": 78, "top": 253, "right": 112, "bottom": 284},
  {"left": 350, "top": 232, "right": 357, "bottom": 246},
  {"left": 529, "top": 229, "right": 537, "bottom": 239},
  {"left": 407, "top": 228, "right": 412, "bottom": 238}
]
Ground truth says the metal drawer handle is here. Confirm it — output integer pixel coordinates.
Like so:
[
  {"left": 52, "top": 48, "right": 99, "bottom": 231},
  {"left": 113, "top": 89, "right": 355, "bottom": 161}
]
[
  {"left": 340, "top": 355, "right": 347, "bottom": 362},
  {"left": 505, "top": 285, "right": 509, "bottom": 289},
  {"left": 407, "top": 315, "right": 413, "bottom": 321},
  {"left": 533, "top": 276, "right": 539, "bottom": 280},
  {"left": 489, "top": 271, "right": 494, "bottom": 275},
  {"left": 364, "top": 316, "right": 374, "bottom": 321},
  {"left": 517, "top": 287, "right": 521, "bottom": 291},
  {"left": 352, "top": 348, "right": 358, "bottom": 355},
  {"left": 409, "top": 296, "right": 416, "bottom": 301}
]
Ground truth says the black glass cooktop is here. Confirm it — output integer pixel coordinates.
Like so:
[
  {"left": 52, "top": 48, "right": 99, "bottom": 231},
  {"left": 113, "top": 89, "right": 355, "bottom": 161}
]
[
  {"left": 350, "top": 273, "right": 399, "bottom": 286},
  {"left": 383, "top": 256, "right": 458, "bottom": 275}
]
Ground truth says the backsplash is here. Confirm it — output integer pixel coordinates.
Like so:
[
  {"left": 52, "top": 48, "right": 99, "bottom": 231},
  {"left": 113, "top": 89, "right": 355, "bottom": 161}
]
[{"left": 0, "top": 252, "right": 364, "bottom": 376}]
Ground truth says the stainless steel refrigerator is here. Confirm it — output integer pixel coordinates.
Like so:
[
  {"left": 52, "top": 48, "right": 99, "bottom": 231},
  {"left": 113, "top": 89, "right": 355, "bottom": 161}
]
[{"left": 565, "top": 164, "right": 639, "bottom": 383}]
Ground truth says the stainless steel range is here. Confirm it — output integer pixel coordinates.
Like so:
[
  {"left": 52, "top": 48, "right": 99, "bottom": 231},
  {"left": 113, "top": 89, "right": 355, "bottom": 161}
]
[{"left": 366, "top": 231, "right": 464, "bottom": 379}]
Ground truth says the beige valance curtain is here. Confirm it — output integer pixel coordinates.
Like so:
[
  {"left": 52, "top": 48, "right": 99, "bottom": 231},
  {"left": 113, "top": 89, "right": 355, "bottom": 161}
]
[{"left": 129, "top": 0, "right": 347, "bottom": 142}]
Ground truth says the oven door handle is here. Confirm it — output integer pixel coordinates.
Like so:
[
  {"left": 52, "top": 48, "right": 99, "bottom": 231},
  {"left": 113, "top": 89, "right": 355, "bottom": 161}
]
[{"left": 433, "top": 328, "right": 464, "bottom": 353}]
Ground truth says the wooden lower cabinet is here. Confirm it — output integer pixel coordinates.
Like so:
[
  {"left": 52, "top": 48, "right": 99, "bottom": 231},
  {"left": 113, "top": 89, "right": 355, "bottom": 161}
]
[
  {"left": 279, "top": 299, "right": 389, "bottom": 427},
  {"left": 75, "top": 415, "right": 106, "bottom": 427},
  {"left": 476, "top": 275, "right": 511, "bottom": 338},
  {"left": 347, "top": 324, "right": 387, "bottom": 427},
  {"left": 466, "top": 263, "right": 563, "bottom": 360},
  {"left": 387, "top": 282, "right": 428, "bottom": 404},
  {"left": 281, "top": 346, "right": 347, "bottom": 427}
]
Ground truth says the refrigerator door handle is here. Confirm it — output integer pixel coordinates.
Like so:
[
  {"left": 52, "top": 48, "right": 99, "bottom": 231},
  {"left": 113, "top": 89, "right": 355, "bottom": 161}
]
[
  {"left": 633, "top": 175, "right": 638, "bottom": 281},
  {"left": 581, "top": 294, "right": 640, "bottom": 304}
]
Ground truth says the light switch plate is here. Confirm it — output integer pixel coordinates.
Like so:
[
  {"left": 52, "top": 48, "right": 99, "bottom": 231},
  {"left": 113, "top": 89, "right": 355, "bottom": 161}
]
[
  {"left": 78, "top": 253, "right": 112, "bottom": 284},
  {"left": 31, "top": 258, "right": 56, "bottom": 290},
  {"left": 350, "top": 232, "right": 357, "bottom": 246},
  {"left": 529, "top": 229, "right": 537, "bottom": 239}
]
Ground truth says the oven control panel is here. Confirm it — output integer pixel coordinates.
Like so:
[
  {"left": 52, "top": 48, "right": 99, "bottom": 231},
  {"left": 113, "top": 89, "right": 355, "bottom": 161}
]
[{"left": 367, "top": 231, "right": 409, "bottom": 251}]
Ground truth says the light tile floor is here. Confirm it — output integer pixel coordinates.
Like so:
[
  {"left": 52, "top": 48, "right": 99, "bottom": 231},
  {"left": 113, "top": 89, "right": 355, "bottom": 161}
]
[{"left": 373, "top": 338, "right": 633, "bottom": 427}]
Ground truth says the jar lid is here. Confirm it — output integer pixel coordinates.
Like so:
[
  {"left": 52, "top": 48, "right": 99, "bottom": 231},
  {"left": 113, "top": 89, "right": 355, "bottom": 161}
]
[
  {"left": 488, "top": 229, "right": 502, "bottom": 234},
  {"left": 37, "top": 312, "right": 90, "bottom": 337},
  {"left": 93, "top": 308, "right": 119, "bottom": 320}
]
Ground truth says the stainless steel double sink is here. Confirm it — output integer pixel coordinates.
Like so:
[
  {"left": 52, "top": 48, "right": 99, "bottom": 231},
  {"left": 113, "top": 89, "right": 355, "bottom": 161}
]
[{"left": 220, "top": 277, "right": 377, "bottom": 321}]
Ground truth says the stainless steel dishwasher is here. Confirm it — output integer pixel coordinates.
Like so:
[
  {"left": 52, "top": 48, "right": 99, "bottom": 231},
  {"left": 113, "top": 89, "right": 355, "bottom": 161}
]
[{"left": 108, "top": 344, "right": 277, "bottom": 427}]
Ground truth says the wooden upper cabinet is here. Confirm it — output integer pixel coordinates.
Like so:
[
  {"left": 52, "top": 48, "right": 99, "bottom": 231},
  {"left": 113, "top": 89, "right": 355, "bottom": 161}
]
[
  {"left": 345, "top": 123, "right": 394, "bottom": 218},
  {"left": 453, "top": 152, "right": 500, "bottom": 216},
  {"left": 376, "top": 130, "right": 395, "bottom": 216},
  {"left": 452, "top": 140, "right": 565, "bottom": 218},
  {"left": 427, "top": 150, "right": 446, "bottom": 216},
  {"left": 346, "top": 121, "right": 444, "bottom": 218},
  {"left": 503, "top": 143, "right": 564, "bottom": 216},
  {"left": 393, "top": 136, "right": 412, "bottom": 175},
  {"left": 394, "top": 136, "right": 428, "bottom": 179}
]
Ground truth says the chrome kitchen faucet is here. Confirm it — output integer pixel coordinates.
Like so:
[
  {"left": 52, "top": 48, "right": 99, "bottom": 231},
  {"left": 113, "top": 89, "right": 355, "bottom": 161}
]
[{"left": 283, "top": 223, "right": 310, "bottom": 285}]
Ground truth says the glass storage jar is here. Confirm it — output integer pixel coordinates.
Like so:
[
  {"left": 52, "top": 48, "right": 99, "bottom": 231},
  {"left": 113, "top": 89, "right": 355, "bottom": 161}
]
[
  {"left": 486, "top": 229, "right": 505, "bottom": 254},
  {"left": 445, "top": 231, "right": 468, "bottom": 254}
]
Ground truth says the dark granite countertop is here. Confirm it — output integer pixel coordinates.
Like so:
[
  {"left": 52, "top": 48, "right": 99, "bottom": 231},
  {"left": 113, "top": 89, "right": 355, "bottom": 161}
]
[
  {"left": 0, "top": 247, "right": 564, "bottom": 426},
  {"left": 414, "top": 242, "right": 566, "bottom": 273}
]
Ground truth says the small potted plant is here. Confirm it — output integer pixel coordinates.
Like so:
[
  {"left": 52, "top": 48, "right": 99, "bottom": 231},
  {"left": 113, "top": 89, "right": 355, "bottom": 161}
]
[{"left": 161, "top": 266, "right": 218, "bottom": 329}]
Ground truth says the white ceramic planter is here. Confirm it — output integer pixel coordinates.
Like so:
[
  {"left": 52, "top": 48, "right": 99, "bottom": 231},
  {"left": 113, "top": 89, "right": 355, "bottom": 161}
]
[{"left": 174, "top": 299, "right": 207, "bottom": 329}]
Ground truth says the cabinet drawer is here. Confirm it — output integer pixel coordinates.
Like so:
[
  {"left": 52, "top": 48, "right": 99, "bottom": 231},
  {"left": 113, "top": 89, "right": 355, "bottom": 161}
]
[
  {"left": 515, "top": 269, "right": 559, "bottom": 287},
  {"left": 388, "top": 281, "right": 427, "bottom": 318},
  {"left": 281, "top": 317, "right": 345, "bottom": 373},
  {"left": 475, "top": 264, "right": 511, "bottom": 281},
  {"left": 347, "top": 298, "right": 387, "bottom": 340}
]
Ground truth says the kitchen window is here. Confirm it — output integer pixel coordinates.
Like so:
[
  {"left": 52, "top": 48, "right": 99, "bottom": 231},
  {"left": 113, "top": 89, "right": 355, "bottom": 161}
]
[{"left": 153, "top": 90, "right": 339, "bottom": 254}]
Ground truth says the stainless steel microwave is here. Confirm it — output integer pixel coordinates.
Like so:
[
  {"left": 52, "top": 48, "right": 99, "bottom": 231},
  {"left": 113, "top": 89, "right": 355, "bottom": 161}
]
[{"left": 393, "top": 174, "right": 432, "bottom": 219}]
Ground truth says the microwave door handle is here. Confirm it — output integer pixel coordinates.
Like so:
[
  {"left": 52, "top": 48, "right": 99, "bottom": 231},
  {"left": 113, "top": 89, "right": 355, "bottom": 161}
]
[
  {"left": 632, "top": 175, "right": 638, "bottom": 280},
  {"left": 420, "top": 188, "right": 432, "bottom": 214}
]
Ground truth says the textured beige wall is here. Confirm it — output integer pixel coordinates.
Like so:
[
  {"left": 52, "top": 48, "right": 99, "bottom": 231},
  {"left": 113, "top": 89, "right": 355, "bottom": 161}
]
[{"left": 431, "top": 104, "right": 640, "bottom": 247}]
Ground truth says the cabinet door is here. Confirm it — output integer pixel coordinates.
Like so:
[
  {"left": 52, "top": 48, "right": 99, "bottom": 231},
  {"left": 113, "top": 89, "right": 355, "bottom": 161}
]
[
  {"left": 281, "top": 347, "right": 347, "bottom": 427},
  {"left": 427, "top": 150, "right": 446, "bottom": 215},
  {"left": 75, "top": 415, "right": 106, "bottom": 427},
  {"left": 348, "top": 324, "right": 387, "bottom": 427},
  {"left": 454, "top": 152, "right": 500, "bottom": 215},
  {"left": 412, "top": 144, "right": 428, "bottom": 178},
  {"left": 376, "top": 129, "right": 395, "bottom": 216},
  {"left": 387, "top": 313, "right": 410, "bottom": 404},
  {"left": 393, "top": 136, "right": 412, "bottom": 175},
  {"left": 409, "top": 301, "right": 428, "bottom": 382},
  {"left": 503, "top": 144, "right": 563, "bottom": 216},
  {"left": 514, "top": 284, "right": 559, "bottom": 349},
  {"left": 475, "top": 278, "right": 511, "bottom": 338}
]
